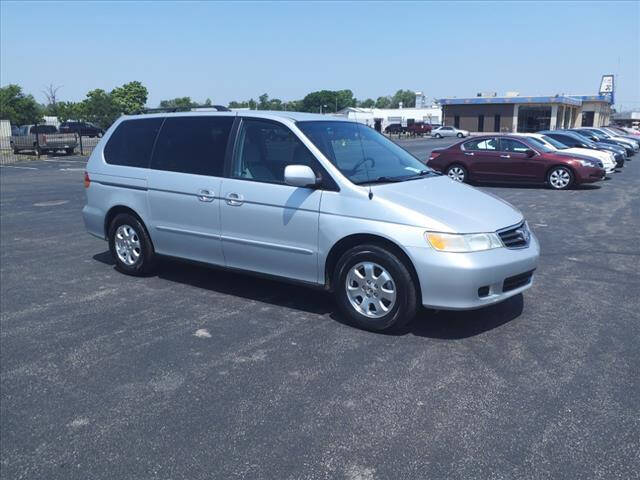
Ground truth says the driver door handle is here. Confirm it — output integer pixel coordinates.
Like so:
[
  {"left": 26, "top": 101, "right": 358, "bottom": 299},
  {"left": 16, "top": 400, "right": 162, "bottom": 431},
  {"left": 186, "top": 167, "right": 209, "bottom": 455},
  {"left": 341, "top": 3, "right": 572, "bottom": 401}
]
[
  {"left": 500, "top": 154, "right": 511, "bottom": 158},
  {"left": 464, "top": 152, "right": 474, "bottom": 156},
  {"left": 197, "top": 189, "right": 215, "bottom": 202},
  {"left": 226, "top": 193, "right": 244, "bottom": 206}
]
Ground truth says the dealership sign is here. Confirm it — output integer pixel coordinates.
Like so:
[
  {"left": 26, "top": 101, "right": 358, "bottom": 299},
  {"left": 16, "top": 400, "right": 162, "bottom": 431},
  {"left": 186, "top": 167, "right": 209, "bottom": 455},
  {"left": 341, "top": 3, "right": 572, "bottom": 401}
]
[{"left": 599, "top": 75, "right": 614, "bottom": 94}]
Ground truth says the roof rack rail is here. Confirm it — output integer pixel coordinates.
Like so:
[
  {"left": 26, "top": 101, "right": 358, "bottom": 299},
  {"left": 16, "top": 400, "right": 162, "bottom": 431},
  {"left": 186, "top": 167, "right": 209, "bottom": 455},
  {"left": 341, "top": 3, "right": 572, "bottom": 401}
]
[{"left": 140, "top": 105, "right": 231, "bottom": 114}]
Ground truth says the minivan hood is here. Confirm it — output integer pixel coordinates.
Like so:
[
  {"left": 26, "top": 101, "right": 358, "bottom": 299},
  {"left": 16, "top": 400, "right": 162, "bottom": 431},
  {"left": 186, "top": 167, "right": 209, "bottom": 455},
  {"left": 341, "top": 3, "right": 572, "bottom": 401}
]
[{"left": 370, "top": 176, "right": 523, "bottom": 233}]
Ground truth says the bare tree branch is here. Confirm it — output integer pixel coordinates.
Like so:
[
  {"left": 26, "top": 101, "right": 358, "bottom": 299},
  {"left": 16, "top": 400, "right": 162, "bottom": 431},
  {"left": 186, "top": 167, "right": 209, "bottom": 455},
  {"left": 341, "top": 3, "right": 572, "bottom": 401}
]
[{"left": 42, "top": 84, "right": 63, "bottom": 105}]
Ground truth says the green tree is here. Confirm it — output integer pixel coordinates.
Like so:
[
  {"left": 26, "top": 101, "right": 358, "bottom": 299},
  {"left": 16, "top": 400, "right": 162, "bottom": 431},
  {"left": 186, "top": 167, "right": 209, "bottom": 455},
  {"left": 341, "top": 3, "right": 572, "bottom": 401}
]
[
  {"left": 228, "top": 100, "right": 249, "bottom": 108},
  {"left": 375, "top": 96, "right": 392, "bottom": 109},
  {"left": 301, "top": 89, "right": 356, "bottom": 113},
  {"left": 258, "top": 93, "right": 270, "bottom": 110},
  {"left": 0, "top": 84, "right": 43, "bottom": 125},
  {"left": 159, "top": 97, "right": 197, "bottom": 109},
  {"left": 111, "top": 81, "right": 148, "bottom": 114},
  {"left": 51, "top": 101, "right": 83, "bottom": 122},
  {"left": 359, "top": 98, "right": 375, "bottom": 108},
  {"left": 391, "top": 89, "right": 416, "bottom": 108},
  {"left": 81, "top": 89, "right": 120, "bottom": 128},
  {"left": 204, "top": 98, "right": 212, "bottom": 106}
]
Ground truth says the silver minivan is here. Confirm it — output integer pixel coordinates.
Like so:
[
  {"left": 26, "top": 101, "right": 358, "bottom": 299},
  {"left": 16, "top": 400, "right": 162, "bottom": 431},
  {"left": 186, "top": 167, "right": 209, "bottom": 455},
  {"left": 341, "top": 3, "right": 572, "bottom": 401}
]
[{"left": 83, "top": 111, "right": 539, "bottom": 331}]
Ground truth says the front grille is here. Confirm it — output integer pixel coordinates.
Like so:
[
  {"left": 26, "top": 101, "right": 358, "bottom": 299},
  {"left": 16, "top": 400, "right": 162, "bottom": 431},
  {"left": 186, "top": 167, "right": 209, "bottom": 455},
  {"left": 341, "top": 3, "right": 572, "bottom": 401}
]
[
  {"left": 503, "top": 270, "right": 534, "bottom": 292},
  {"left": 498, "top": 222, "right": 530, "bottom": 249}
]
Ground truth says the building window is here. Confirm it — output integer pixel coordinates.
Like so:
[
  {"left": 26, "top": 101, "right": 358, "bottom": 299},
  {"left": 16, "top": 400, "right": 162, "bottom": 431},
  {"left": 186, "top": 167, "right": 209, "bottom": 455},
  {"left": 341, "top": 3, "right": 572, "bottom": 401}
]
[
  {"left": 517, "top": 106, "right": 552, "bottom": 133},
  {"left": 494, "top": 114, "right": 501, "bottom": 132},
  {"left": 454, "top": 115, "right": 460, "bottom": 128},
  {"left": 478, "top": 115, "right": 484, "bottom": 132},
  {"left": 581, "top": 111, "right": 595, "bottom": 127}
]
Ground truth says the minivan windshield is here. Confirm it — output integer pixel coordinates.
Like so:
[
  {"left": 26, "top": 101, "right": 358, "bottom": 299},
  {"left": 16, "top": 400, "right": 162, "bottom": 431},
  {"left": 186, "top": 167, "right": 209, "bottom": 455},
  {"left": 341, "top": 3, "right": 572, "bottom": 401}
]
[{"left": 297, "top": 121, "right": 435, "bottom": 184}]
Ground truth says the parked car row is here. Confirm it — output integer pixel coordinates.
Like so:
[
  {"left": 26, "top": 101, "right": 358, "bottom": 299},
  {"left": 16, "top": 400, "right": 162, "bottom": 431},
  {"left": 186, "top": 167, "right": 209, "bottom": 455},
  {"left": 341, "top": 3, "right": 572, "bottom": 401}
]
[{"left": 427, "top": 128, "right": 638, "bottom": 190}]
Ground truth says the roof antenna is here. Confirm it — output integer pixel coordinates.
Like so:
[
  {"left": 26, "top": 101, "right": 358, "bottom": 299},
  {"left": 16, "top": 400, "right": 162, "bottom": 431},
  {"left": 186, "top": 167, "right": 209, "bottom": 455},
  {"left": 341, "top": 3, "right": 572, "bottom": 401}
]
[{"left": 353, "top": 110, "right": 373, "bottom": 200}]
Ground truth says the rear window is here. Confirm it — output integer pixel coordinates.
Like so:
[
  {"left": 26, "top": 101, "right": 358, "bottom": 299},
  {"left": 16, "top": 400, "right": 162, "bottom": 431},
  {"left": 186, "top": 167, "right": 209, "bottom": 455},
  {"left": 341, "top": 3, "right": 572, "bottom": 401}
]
[
  {"left": 104, "top": 118, "right": 163, "bottom": 168},
  {"left": 150, "top": 116, "right": 234, "bottom": 176}
]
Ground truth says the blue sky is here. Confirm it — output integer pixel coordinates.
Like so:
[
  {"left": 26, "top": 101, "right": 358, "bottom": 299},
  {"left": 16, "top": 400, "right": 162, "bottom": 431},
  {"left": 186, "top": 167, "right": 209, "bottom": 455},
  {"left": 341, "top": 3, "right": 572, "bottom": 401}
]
[{"left": 1, "top": 1, "right": 638, "bottom": 110}]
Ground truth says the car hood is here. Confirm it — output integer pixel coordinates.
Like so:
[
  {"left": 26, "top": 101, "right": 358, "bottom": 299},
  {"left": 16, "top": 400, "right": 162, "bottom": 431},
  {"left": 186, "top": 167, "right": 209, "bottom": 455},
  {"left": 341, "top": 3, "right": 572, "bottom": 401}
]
[
  {"left": 369, "top": 176, "right": 523, "bottom": 233},
  {"left": 557, "top": 148, "right": 612, "bottom": 165}
]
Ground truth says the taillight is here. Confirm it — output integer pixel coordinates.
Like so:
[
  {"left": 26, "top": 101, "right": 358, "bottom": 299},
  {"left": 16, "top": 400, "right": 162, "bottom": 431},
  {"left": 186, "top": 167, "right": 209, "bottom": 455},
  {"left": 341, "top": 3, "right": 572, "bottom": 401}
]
[
  {"left": 84, "top": 171, "right": 91, "bottom": 188},
  {"left": 429, "top": 152, "right": 441, "bottom": 161}
]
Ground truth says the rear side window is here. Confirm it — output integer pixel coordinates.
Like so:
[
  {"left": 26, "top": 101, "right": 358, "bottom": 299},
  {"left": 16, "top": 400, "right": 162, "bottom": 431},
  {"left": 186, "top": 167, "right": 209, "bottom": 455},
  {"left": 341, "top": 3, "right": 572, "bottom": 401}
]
[
  {"left": 150, "top": 116, "right": 233, "bottom": 176},
  {"left": 464, "top": 138, "right": 497, "bottom": 150},
  {"left": 104, "top": 118, "right": 163, "bottom": 168}
]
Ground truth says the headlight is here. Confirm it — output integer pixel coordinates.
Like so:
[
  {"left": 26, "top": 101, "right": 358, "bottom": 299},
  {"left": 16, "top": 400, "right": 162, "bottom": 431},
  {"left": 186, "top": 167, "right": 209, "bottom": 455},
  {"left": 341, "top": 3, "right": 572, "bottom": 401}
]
[
  {"left": 575, "top": 159, "right": 597, "bottom": 167},
  {"left": 425, "top": 231, "right": 503, "bottom": 252}
]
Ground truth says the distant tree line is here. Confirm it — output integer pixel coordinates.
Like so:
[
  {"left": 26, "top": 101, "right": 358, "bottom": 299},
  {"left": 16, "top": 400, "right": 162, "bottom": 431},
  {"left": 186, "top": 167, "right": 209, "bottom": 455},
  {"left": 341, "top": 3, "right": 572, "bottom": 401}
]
[
  {"left": 1, "top": 82, "right": 420, "bottom": 128},
  {"left": 226, "top": 89, "right": 418, "bottom": 113},
  {"left": 0, "top": 81, "right": 148, "bottom": 128}
]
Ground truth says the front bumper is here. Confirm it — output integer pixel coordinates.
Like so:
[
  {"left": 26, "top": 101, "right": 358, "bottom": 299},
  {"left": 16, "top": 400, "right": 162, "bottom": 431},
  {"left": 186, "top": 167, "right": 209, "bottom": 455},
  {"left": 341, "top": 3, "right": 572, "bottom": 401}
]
[
  {"left": 573, "top": 165, "right": 606, "bottom": 183},
  {"left": 406, "top": 234, "right": 540, "bottom": 310}
]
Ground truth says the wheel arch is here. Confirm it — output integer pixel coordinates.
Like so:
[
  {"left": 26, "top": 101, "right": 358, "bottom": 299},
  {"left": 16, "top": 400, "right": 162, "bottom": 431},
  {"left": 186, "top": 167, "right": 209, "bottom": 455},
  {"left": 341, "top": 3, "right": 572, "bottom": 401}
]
[
  {"left": 324, "top": 233, "right": 422, "bottom": 296},
  {"left": 104, "top": 205, "right": 154, "bottom": 250}
]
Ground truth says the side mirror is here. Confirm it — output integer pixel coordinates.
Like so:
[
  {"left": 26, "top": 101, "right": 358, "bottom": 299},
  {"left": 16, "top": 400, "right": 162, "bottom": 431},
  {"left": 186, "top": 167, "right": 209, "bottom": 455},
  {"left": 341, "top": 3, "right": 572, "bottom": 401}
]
[
  {"left": 525, "top": 149, "right": 536, "bottom": 157},
  {"left": 284, "top": 165, "right": 317, "bottom": 188}
]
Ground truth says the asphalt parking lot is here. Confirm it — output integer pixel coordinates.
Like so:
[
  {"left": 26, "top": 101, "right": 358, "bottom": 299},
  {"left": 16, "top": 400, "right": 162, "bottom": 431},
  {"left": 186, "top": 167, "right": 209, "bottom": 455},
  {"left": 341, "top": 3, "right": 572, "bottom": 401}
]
[{"left": 1, "top": 139, "right": 639, "bottom": 480}]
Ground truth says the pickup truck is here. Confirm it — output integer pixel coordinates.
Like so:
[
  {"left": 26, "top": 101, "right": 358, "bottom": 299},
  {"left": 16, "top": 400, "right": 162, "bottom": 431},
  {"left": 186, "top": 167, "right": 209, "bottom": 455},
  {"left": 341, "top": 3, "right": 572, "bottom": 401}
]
[{"left": 10, "top": 125, "right": 78, "bottom": 155}]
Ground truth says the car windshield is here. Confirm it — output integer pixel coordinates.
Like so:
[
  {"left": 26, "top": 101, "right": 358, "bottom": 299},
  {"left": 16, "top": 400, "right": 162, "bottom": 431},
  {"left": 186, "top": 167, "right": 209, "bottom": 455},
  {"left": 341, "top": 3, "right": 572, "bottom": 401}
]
[
  {"left": 525, "top": 137, "right": 554, "bottom": 152},
  {"left": 297, "top": 121, "right": 435, "bottom": 184},
  {"left": 539, "top": 135, "right": 569, "bottom": 149}
]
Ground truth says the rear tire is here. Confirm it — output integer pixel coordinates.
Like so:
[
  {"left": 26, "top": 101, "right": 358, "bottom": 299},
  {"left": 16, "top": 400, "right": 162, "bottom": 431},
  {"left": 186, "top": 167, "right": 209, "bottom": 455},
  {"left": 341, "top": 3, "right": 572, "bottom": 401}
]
[
  {"left": 66, "top": 148, "right": 75, "bottom": 155},
  {"left": 434, "top": 133, "right": 442, "bottom": 138},
  {"left": 547, "top": 166, "right": 573, "bottom": 190},
  {"left": 334, "top": 244, "right": 418, "bottom": 332},
  {"left": 108, "top": 213, "right": 156, "bottom": 276},
  {"left": 457, "top": 133, "right": 464, "bottom": 138},
  {"left": 446, "top": 164, "right": 467, "bottom": 183}
]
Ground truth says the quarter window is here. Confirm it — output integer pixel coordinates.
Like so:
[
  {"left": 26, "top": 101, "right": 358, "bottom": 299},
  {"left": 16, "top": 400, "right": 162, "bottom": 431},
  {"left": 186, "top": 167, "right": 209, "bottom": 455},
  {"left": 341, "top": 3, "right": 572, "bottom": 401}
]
[
  {"left": 150, "top": 116, "right": 233, "bottom": 176},
  {"left": 232, "top": 119, "right": 317, "bottom": 184},
  {"left": 104, "top": 118, "right": 163, "bottom": 168}
]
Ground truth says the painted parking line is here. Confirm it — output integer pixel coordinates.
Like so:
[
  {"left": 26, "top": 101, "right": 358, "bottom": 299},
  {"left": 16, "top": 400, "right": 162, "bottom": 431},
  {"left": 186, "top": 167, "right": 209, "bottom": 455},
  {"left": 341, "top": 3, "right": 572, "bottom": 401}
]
[
  {"left": 0, "top": 165, "right": 38, "bottom": 170},
  {"left": 41, "top": 158, "right": 88, "bottom": 164}
]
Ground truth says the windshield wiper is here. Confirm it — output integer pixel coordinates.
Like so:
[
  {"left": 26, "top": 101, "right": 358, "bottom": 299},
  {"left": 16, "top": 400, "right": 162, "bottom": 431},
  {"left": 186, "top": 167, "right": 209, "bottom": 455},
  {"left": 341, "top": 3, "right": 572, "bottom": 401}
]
[
  {"left": 400, "top": 170, "right": 441, "bottom": 181},
  {"left": 354, "top": 176, "right": 405, "bottom": 185}
]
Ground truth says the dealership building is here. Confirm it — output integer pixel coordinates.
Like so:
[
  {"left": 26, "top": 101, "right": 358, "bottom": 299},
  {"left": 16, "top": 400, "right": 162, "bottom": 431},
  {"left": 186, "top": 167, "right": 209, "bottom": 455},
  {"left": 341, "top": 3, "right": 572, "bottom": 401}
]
[{"left": 438, "top": 93, "right": 613, "bottom": 133}]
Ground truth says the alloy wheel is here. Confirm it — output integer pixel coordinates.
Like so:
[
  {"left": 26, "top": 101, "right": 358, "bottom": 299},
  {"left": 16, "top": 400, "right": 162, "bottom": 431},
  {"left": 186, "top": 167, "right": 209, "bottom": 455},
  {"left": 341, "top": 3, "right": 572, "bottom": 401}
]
[
  {"left": 345, "top": 261, "right": 396, "bottom": 318},
  {"left": 114, "top": 224, "right": 142, "bottom": 265},
  {"left": 549, "top": 168, "right": 571, "bottom": 189},
  {"left": 447, "top": 166, "right": 465, "bottom": 182}
]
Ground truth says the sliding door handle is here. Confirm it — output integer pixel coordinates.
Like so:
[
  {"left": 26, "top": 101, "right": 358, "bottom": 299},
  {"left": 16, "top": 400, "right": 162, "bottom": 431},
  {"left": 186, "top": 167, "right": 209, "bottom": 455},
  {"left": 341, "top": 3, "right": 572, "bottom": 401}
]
[{"left": 226, "top": 193, "right": 244, "bottom": 206}]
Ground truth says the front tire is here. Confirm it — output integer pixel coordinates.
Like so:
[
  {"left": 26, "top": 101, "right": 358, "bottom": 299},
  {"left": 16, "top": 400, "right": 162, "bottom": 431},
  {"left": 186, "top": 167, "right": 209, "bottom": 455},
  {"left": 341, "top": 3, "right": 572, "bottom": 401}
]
[
  {"left": 547, "top": 166, "right": 573, "bottom": 190},
  {"left": 334, "top": 244, "right": 418, "bottom": 332},
  {"left": 108, "top": 213, "right": 156, "bottom": 275},
  {"left": 434, "top": 133, "right": 442, "bottom": 138},
  {"left": 457, "top": 132, "right": 464, "bottom": 138},
  {"left": 446, "top": 164, "right": 467, "bottom": 183}
]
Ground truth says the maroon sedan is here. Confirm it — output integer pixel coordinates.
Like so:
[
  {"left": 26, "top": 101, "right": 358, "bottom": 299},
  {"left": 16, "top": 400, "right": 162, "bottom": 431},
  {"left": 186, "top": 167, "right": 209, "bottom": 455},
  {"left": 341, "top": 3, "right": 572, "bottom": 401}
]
[{"left": 426, "top": 135, "right": 606, "bottom": 190}]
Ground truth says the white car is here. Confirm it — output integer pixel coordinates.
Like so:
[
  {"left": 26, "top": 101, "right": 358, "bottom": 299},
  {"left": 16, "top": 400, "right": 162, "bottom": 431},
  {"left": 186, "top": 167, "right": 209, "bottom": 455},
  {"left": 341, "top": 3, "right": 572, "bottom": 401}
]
[
  {"left": 431, "top": 126, "right": 469, "bottom": 138},
  {"left": 516, "top": 133, "right": 617, "bottom": 174}
]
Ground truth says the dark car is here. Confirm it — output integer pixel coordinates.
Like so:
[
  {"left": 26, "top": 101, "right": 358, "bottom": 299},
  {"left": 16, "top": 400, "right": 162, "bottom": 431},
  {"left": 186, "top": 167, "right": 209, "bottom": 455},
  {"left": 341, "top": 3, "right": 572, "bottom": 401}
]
[
  {"left": 59, "top": 121, "right": 104, "bottom": 138},
  {"left": 406, "top": 122, "right": 432, "bottom": 136},
  {"left": 384, "top": 123, "right": 405, "bottom": 134},
  {"left": 539, "top": 130, "right": 625, "bottom": 168},
  {"left": 426, "top": 135, "right": 605, "bottom": 190},
  {"left": 571, "top": 128, "right": 634, "bottom": 156}
]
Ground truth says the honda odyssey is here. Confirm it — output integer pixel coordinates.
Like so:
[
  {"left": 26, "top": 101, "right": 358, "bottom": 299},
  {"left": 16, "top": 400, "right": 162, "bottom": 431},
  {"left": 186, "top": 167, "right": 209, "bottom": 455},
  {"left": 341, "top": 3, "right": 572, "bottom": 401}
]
[{"left": 83, "top": 112, "right": 539, "bottom": 331}]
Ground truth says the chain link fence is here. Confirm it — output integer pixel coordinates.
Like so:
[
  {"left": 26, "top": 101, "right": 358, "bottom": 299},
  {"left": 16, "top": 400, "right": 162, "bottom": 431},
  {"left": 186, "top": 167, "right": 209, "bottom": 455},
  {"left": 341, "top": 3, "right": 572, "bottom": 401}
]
[{"left": 0, "top": 119, "right": 101, "bottom": 165}]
